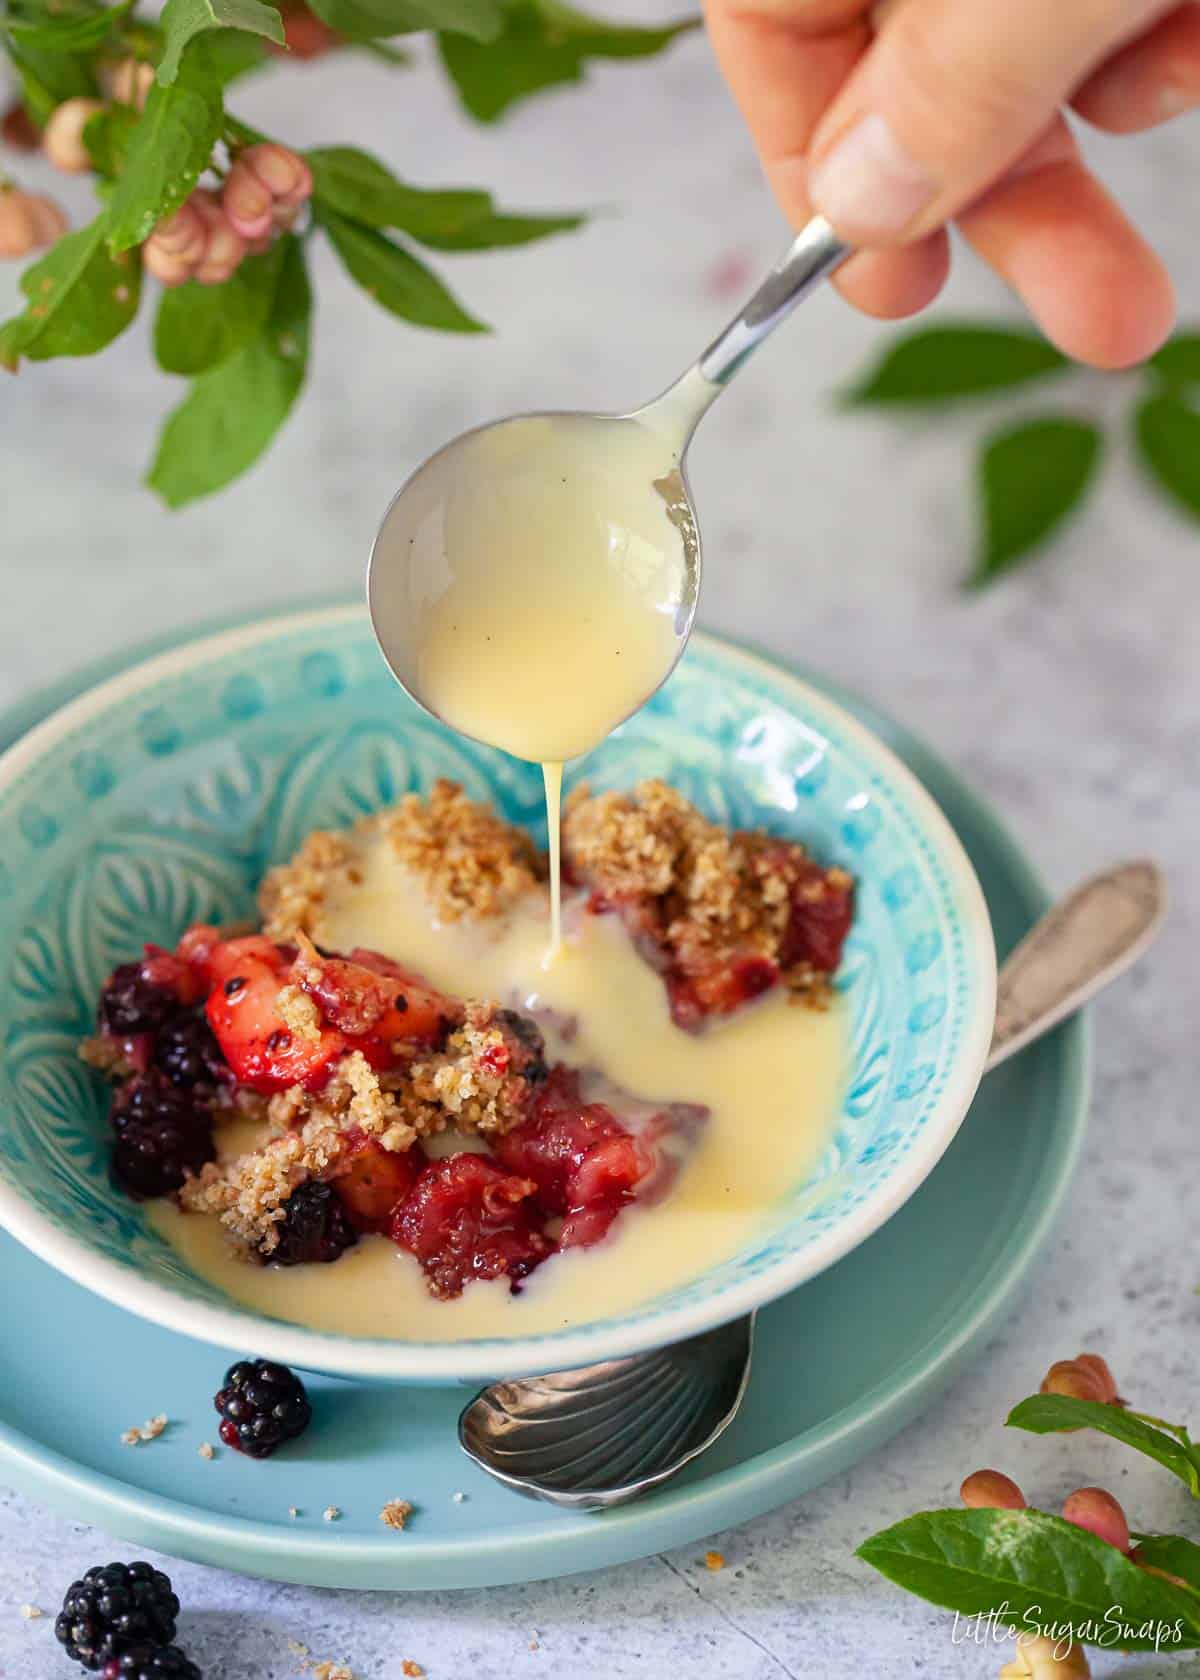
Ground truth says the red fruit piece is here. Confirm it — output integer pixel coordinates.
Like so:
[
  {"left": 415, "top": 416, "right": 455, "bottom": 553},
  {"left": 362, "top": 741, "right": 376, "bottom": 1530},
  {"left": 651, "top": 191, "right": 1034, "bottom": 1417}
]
[
  {"left": 293, "top": 938, "right": 453, "bottom": 1053},
  {"left": 496, "top": 1068, "right": 655, "bottom": 1250},
  {"left": 666, "top": 954, "right": 779, "bottom": 1032},
  {"left": 779, "top": 861, "right": 854, "bottom": 974},
  {"left": 204, "top": 937, "right": 344, "bottom": 1094},
  {"left": 391, "top": 1153, "right": 551, "bottom": 1299},
  {"left": 330, "top": 1136, "right": 422, "bottom": 1232}
]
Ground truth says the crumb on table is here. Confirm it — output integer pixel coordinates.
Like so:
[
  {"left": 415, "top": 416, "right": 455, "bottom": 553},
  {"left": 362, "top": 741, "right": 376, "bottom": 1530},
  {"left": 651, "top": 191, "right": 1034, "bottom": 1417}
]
[{"left": 704, "top": 1550, "right": 726, "bottom": 1572}]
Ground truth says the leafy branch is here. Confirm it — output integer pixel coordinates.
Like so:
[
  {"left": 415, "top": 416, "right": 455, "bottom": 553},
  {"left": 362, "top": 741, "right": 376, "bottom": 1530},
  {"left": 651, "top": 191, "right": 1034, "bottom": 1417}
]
[
  {"left": 843, "top": 322, "right": 1200, "bottom": 586},
  {"left": 858, "top": 1351, "right": 1200, "bottom": 1672},
  {"left": 0, "top": 0, "right": 695, "bottom": 504}
]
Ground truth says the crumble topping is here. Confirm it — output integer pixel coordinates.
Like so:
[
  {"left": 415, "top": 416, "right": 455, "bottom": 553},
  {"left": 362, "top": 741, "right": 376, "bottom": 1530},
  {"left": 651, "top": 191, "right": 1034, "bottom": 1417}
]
[
  {"left": 181, "top": 1003, "right": 546, "bottom": 1255},
  {"left": 198, "top": 1441, "right": 215, "bottom": 1460},
  {"left": 277, "top": 982, "right": 323, "bottom": 1044},
  {"left": 260, "top": 777, "right": 544, "bottom": 938},
  {"left": 379, "top": 1497, "right": 413, "bottom": 1531},
  {"left": 563, "top": 779, "right": 853, "bottom": 1009},
  {"left": 19, "top": 1605, "right": 43, "bottom": 1620}
]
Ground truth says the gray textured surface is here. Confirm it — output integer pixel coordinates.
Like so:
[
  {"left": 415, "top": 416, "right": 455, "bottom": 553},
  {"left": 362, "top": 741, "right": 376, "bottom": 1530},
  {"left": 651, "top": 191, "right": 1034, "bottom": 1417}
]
[{"left": 2, "top": 9, "right": 1199, "bottom": 1676}]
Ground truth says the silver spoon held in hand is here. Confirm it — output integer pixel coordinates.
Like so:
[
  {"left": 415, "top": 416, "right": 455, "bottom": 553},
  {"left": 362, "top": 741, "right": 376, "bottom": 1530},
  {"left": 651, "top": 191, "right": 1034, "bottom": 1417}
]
[
  {"left": 459, "top": 859, "right": 1166, "bottom": 1512},
  {"left": 367, "top": 217, "right": 850, "bottom": 752}
]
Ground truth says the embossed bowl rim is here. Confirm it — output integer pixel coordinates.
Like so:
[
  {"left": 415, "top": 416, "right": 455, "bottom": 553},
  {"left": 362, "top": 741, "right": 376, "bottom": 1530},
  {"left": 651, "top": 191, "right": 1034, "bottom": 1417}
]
[{"left": 0, "top": 608, "right": 997, "bottom": 1383}]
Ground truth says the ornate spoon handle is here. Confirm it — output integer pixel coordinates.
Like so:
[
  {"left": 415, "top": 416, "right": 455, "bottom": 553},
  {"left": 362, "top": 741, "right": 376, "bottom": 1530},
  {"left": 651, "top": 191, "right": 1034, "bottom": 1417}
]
[{"left": 985, "top": 860, "right": 1167, "bottom": 1073}]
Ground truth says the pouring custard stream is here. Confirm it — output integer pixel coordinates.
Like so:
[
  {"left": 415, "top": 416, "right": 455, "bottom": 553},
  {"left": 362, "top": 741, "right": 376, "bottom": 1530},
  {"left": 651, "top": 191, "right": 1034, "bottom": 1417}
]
[{"left": 369, "top": 412, "right": 695, "bottom": 952}]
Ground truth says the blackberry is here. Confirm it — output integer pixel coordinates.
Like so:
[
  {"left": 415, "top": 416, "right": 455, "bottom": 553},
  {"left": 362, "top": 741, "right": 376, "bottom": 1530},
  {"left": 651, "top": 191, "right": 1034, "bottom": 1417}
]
[
  {"left": 110, "top": 1074, "right": 214, "bottom": 1199},
  {"left": 103, "top": 1645, "right": 202, "bottom": 1680},
  {"left": 214, "top": 1359, "right": 312, "bottom": 1459},
  {"left": 98, "top": 963, "right": 178, "bottom": 1037},
  {"left": 55, "top": 1562, "right": 179, "bottom": 1670},
  {"left": 154, "top": 1011, "right": 225, "bottom": 1089},
  {"left": 271, "top": 1182, "right": 359, "bottom": 1266}
]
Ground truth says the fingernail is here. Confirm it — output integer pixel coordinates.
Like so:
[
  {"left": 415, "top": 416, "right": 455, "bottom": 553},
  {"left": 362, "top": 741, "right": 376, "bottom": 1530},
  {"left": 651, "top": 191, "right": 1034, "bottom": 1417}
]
[{"left": 809, "top": 113, "right": 936, "bottom": 238}]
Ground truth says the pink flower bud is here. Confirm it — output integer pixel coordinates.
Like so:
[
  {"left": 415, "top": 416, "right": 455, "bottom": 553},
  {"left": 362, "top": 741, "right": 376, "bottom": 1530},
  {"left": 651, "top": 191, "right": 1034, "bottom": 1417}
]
[
  {"left": 142, "top": 238, "right": 195, "bottom": 288},
  {"left": 243, "top": 142, "right": 312, "bottom": 207},
  {"left": 221, "top": 158, "right": 274, "bottom": 241},
  {"left": 0, "top": 190, "right": 37, "bottom": 259},
  {"left": 1040, "top": 1360, "right": 1107, "bottom": 1406},
  {"left": 25, "top": 193, "right": 69, "bottom": 249},
  {"left": 1062, "top": 1487, "right": 1130, "bottom": 1553},
  {"left": 191, "top": 193, "right": 246, "bottom": 285},
  {"left": 1073, "top": 1353, "right": 1120, "bottom": 1405},
  {"left": 42, "top": 97, "right": 104, "bottom": 173},
  {"left": 152, "top": 200, "right": 207, "bottom": 264},
  {"left": 108, "top": 58, "right": 155, "bottom": 110},
  {"left": 960, "top": 1469, "right": 1026, "bottom": 1510}
]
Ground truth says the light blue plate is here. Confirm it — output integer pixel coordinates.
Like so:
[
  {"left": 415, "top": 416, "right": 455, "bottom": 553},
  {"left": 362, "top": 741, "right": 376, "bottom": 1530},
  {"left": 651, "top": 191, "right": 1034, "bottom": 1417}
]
[
  {"left": 0, "top": 606, "right": 1087, "bottom": 1588},
  {"left": 0, "top": 606, "right": 995, "bottom": 1383}
]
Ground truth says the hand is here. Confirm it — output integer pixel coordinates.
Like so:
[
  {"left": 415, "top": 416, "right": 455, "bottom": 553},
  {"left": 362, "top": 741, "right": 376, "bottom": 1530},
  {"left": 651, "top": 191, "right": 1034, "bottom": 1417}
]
[{"left": 703, "top": 0, "right": 1196, "bottom": 365}]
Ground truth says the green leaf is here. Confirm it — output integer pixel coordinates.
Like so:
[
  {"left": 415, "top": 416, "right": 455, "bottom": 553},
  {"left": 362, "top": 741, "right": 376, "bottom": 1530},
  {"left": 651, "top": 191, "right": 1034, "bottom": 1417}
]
[
  {"left": 6, "top": 40, "right": 96, "bottom": 126},
  {"left": 200, "top": 24, "right": 271, "bottom": 80},
  {"left": 1008, "top": 1395, "right": 1200, "bottom": 1496},
  {"left": 1135, "top": 391, "right": 1200, "bottom": 520},
  {"left": 4, "top": 0, "right": 133, "bottom": 52},
  {"left": 306, "top": 0, "right": 501, "bottom": 43},
  {"left": 971, "top": 417, "right": 1101, "bottom": 586},
  {"left": 83, "top": 104, "right": 139, "bottom": 176},
  {"left": 148, "top": 234, "right": 310, "bottom": 508},
  {"left": 1132, "top": 1535, "right": 1200, "bottom": 1595},
  {"left": 856, "top": 1508, "right": 1200, "bottom": 1647},
  {"left": 844, "top": 325, "right": 1070, "bottom": 406},
  {"left": 0, "top": 216, "right": 142, "bottom": 370},
  {"left": 307, "top": 145, "right": 582, "bottom": 251},
  {"left": 319, "top": 209, "right": 486, "bottom": 333},
  {"left": 156, "top": 0, "right": 284, "bottom": 86},
  {"left": 1148, "top": 334, "right": 1200, "bottom": 386},
  {"left": 153, "top": 244, "right": 280, "bottom": 374},
  {"left": 439, "top": 0, "right": 697, "bottom": 122},
  {"left": 416, "top": 207, "right": 582, "bottom": 250},
  {"left": 105, "top": 39, "right": 223, "bottom": 252}
]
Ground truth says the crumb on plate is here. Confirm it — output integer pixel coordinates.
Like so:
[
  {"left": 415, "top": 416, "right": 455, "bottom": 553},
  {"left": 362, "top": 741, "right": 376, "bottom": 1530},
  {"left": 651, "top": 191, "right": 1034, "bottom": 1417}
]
[
  {"left": 198, "top": 1441, "right": 215, "bottom": 1461},
  {"left": 379, "top": 1498, "right": 413, "bottom": 1532},
  {"left": 323, "top": 1505, "right": 341, "bottom": 1523}
]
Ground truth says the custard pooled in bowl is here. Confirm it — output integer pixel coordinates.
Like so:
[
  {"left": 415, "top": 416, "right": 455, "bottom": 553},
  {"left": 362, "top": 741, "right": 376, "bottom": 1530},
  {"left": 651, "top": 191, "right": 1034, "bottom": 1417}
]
[{"left": 81, "top": 779, "right": 853, "bottom": 1340}]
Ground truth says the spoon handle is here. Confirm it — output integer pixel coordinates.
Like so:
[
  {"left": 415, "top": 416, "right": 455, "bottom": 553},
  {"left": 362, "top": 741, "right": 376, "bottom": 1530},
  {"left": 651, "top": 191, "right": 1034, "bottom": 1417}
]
[
  {"left": 698, "top": 216, "right": 851, "bottom": 388},
  {"left": 984, "top": 859, "right": 1167, "bottom": 1074},
  {"left": 637, "top": 215, "right": 851, "bottom": 444}
]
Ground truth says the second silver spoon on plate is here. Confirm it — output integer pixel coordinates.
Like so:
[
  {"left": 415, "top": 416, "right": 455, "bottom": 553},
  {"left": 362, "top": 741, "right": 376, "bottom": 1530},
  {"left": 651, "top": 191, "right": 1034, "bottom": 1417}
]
[{"left": 459, "top": 859, "right": 1167, "bottom": 1511}]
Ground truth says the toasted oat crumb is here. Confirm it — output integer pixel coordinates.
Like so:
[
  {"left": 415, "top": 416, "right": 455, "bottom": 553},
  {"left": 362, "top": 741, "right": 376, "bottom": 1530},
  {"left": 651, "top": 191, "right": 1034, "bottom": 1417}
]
[
  {"left": 312, "top": 1665, "right": 353, "bottom": 1680},
  {"left": 563, "top": 780, "right": 852, "bottom": 1009},
  {"left": 401, "top": 1663, "right": 424, "bottom": 1677},
  {"left": 379, "top": 1498, "right": 413, "bottom": 1532},
  {"left": 277, "top": 982, "right": 323, "bottom": 1044},
  {"left": 704, "top": 1550, "right": 726, "bottom": 1572},
  {"left": 323, "top": 1505, "right": 341, "bottom": 1523},
  {"left": 288, "top": 1506, "right": 301, "bottom": 1520},
  {"left": 451, "top": 1490, "right": 466, "bottom": 1504},
  {"left": 260, "top": 778, "right": 544, "bottom": 938},
  {"left": 198, "top": 1441, "right": 215, "bottom": 1461},
  {"left": 19, "top": 1604, "right": 42, "bottom": 1619},
  {"left": 120, "top": 1428, "right": 141, "bottom": 1447},
  {"left": 140, "top": 1414, "right": 168, "bottom": 1441}
]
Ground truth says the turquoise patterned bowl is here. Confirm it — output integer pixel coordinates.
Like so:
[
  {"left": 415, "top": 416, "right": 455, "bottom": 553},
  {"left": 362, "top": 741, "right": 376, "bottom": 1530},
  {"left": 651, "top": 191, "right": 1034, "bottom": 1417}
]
[{"left": 0, "top": 607, "right": 996, "bottom": 1384}]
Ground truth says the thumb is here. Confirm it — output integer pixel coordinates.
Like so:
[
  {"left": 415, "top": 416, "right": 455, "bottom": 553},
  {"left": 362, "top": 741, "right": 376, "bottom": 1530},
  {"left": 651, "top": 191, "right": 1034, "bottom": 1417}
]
[{"left": 807, "top": 0, "right": 1172, "bottom": 243}]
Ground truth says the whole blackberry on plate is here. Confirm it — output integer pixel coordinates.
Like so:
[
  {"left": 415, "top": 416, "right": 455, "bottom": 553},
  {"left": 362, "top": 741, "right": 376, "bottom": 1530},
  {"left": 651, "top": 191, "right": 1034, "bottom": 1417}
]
[
  {"left": 110, "top": 1074, "right": 214, "bottom": 1199},
  {"left": 98, "top": 963, "right": 179, "bottom": 1037},
  {"left": 55, "top": 1561, "right": 179, "bottom": 1670},
  {"left": 214, "top": 1359, "right": 312, "bottom": 1458},
  {"left": 271, "top": 1182, "right": 358, "bottom": 1266},
  {"left": 103, "top": 1644, "right": 202, "bottom": 1680},
  {"left": 154, "top": 1011, "right": 225, "bottom": 1089}
]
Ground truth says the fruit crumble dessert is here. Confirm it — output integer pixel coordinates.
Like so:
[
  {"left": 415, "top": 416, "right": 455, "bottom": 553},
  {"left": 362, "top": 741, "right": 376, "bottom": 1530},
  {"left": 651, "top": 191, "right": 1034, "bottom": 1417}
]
[{"left": 82, "top": 780, "right": 853, "bottom": 1318}]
